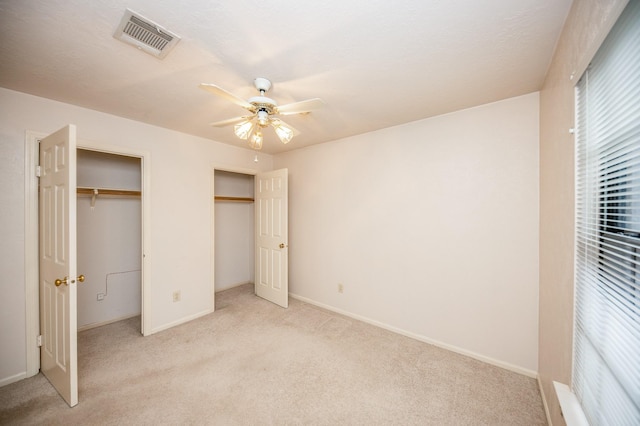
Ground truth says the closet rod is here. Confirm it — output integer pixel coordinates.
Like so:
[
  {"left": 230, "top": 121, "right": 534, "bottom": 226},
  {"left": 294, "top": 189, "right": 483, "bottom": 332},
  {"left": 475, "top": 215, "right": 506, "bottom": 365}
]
[
  {"left": 214, "top": 196, "right": 254, "bottom": 203},
  {"left": 77, "top": 187, "right": 141, "bottom": 197}
]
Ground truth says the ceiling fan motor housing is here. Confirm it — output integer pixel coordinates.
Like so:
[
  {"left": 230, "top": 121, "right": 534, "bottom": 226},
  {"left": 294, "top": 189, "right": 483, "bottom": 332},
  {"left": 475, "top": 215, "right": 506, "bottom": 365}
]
[{"left": 248, "top": 95, "right": 277, "bottom": 115}]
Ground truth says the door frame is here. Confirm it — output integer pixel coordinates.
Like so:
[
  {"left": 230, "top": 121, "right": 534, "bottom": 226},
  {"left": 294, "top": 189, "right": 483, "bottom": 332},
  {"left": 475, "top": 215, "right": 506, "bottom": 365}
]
[{"left": 24, "top": 131, "right": 152, "bottom": 377}]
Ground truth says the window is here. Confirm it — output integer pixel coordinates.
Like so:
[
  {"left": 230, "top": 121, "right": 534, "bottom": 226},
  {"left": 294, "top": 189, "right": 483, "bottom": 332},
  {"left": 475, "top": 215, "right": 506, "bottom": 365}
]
[{"left": 574, "top": 1, "right": 640, "bottom": 425}]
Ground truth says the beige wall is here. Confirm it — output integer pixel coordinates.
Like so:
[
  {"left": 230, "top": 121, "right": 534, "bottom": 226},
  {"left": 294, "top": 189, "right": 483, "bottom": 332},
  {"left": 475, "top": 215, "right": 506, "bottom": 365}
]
[
  {"left": 276, "top": 93, "right": 540, "bottom": 374},
  {"left": 538, "top": 0, "right": 628, "bottom": 424}
]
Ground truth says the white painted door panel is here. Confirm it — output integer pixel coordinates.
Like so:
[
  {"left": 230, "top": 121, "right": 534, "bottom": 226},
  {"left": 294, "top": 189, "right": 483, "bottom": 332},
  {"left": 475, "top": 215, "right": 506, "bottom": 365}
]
[
  {"left": 255, "top": 169, "right": 288, "bottom": 308},
  {"left": 39, "top": 125, "right": 78, "bottom": 407}
]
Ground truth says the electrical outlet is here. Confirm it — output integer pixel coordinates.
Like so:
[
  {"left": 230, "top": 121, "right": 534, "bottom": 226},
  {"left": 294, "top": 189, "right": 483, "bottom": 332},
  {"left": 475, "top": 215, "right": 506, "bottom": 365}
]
[
  {"left": 338, "top": 283, "right": 344, "bottom": 293},
  {"left": 97, "top": 293, "right": 105, "bottom": 301},
  {"left": 173, "top": 291, "right": 181, "bottom": 302}
]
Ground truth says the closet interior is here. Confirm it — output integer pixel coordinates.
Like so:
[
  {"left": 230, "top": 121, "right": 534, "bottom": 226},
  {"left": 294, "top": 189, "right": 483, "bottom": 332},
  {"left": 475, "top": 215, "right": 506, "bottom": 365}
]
[
  {"left": 214, "top": 170, "right": 255, "bottom": 292},
  {"left": 76, "top": 149, "right": 142, "bottom": 331}
]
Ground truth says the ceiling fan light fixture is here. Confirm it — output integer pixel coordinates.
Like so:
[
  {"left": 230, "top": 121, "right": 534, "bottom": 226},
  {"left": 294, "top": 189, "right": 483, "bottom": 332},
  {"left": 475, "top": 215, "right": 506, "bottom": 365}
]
[
  {"left": 234, "top": 120, "right": 254, "bottom": 140},
  {"left": 257, "top": 110, "right": 269, "bottom": 127},
  {"left": 248, "top": 130, "right": 263, "bottom": 150},
  {"left": 273, "top": 123, "right": 294, "bottom": 144}
]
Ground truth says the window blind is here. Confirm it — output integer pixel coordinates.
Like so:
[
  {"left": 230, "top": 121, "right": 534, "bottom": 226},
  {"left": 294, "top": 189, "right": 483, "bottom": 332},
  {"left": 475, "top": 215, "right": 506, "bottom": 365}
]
[{"left": 574, "top": 1, "right": 640, "bottom": 425}]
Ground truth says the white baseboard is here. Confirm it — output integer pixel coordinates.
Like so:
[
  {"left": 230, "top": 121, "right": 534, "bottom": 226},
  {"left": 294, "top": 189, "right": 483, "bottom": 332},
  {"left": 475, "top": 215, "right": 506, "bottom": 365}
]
[
  {"left": 215, "top": 281, "right": 252, "bottom": 293},
  {"left": 538, "top": 375, "right": 553, "bottom": 425},
  {"left": 78, "top": 313, "right": 141, "bottom": 332},
  {"left": 0, "top": 372, "right": 27, "bottom": 388},
  {"left": 289, "top": 292, "right": 538, "bottom": 378},
  {"left": 149, "top": 308, "right": 212, "bottom": 335}
]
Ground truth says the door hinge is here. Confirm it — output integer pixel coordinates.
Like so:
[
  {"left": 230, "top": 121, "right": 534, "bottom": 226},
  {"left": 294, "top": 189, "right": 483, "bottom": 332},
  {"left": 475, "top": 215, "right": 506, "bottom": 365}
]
[
  {"left": 35, "top": 165, "right": 41, "bottom": 177},
  {"left": 37, "top": 335, "right": 42, "bottom": 347}
]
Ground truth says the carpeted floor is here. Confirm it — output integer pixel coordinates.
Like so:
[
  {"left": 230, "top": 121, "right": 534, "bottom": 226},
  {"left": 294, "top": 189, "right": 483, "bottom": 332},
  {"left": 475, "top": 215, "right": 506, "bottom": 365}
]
[{"left": 0, "top": 284, "right": 547, "bottom": 425}]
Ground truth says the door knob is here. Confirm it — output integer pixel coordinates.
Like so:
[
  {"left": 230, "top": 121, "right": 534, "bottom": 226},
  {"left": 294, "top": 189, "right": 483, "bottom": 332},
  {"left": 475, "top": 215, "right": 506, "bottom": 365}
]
[
  {"left": 279, "top": 243, "right": 286, "bottom": 249},
  {"left": 54, "top": 275, "right": 85, "bottom": 286}
]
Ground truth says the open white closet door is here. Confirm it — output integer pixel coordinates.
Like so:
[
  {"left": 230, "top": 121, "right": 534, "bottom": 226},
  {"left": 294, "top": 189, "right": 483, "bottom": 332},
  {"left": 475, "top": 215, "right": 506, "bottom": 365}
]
[
  {"left": 254, "top": 168, "right": 288, "bottom": 308},
  {"left": 39, "top": 125, "right": 79, "bottom": 407}
]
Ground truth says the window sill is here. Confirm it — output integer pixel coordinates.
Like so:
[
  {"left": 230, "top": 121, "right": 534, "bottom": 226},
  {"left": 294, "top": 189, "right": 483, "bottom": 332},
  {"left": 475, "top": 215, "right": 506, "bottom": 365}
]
[{"left": 553, "top": 381, "right": 589, "bottom": 426}]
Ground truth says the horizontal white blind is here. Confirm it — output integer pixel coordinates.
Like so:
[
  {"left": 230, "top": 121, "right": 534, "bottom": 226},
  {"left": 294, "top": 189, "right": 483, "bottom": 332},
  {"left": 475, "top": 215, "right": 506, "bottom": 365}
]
[{"left": 574, "top": 1, "right": 640, "bottom": 425}]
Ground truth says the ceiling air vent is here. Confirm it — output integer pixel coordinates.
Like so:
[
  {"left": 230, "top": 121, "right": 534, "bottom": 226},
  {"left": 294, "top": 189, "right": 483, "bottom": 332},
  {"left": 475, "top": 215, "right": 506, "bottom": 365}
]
[{"left": 113, "top": 9, "right": 180, "bottom": 59}]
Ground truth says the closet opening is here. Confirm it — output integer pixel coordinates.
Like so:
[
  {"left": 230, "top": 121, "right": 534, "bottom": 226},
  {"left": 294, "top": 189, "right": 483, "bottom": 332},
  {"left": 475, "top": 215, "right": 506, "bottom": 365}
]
[
  {"left": 76, "top": 149, "right": 143, "bottom": 333},
  {"left": 214, "top": 170, "right": 255, "bottom": 294}
]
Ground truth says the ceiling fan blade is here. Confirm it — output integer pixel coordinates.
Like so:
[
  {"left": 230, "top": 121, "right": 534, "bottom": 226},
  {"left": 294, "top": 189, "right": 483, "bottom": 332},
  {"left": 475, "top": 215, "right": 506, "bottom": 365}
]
[
  {"left": 209, "top": 116, "right": 251, "bottom": 127},
  {"left": 276, "top": 98, "right": 324, "bottom": 115},
  {"left": 199, "top": 83, "right": 255, "bottom": 111}
]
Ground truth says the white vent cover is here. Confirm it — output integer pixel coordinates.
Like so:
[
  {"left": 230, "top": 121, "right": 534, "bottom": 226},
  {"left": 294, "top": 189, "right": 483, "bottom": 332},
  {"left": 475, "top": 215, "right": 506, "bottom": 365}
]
[{"left": 113, "top": 9, "right": 180, "bottom": 59}]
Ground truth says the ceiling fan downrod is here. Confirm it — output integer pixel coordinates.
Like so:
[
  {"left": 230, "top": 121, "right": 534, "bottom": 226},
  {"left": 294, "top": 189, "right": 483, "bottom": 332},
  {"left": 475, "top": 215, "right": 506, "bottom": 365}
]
[{"left": 253, "top": 77, "right": 272, "bottom": 94}]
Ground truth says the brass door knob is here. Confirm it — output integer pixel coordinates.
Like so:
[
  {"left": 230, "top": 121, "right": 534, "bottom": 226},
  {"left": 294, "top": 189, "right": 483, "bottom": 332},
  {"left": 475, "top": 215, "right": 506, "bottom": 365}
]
[
  {"left": 78, "top": 275, "right": 85, "bottom": 283},
  {"left": 54, "top": 277, "right": 68, "bottom": 287},
  {"left": 279, "top": 243, "right": 286, "bottom": 249}
]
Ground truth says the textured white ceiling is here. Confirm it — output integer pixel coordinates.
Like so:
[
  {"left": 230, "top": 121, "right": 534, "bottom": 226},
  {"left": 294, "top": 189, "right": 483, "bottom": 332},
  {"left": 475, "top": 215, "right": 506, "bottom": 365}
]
[{"left": 0, "top": 0, "right": 573, "bottom": 154}]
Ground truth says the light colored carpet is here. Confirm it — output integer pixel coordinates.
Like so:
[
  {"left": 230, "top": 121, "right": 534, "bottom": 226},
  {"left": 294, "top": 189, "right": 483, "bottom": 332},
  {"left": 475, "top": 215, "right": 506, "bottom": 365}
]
[{"left": 0, "top": 284, "right": 547, "bottom": 425}]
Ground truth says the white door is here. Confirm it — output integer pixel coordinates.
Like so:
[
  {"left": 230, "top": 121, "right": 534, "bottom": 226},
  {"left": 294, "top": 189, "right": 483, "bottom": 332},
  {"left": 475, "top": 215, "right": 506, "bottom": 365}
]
[
  {"left": 39, "top": 125, "right": 79, "bottom": 407},
  {"left": 255, "top": 168, "right": 288, "bottom": 308}
]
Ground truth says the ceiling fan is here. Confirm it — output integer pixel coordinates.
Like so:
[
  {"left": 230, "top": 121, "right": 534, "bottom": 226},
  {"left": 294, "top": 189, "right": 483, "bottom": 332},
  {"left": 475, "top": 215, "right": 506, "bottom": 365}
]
[{"left": 199, "top": 78, "right": 324, "bottom": 150}]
